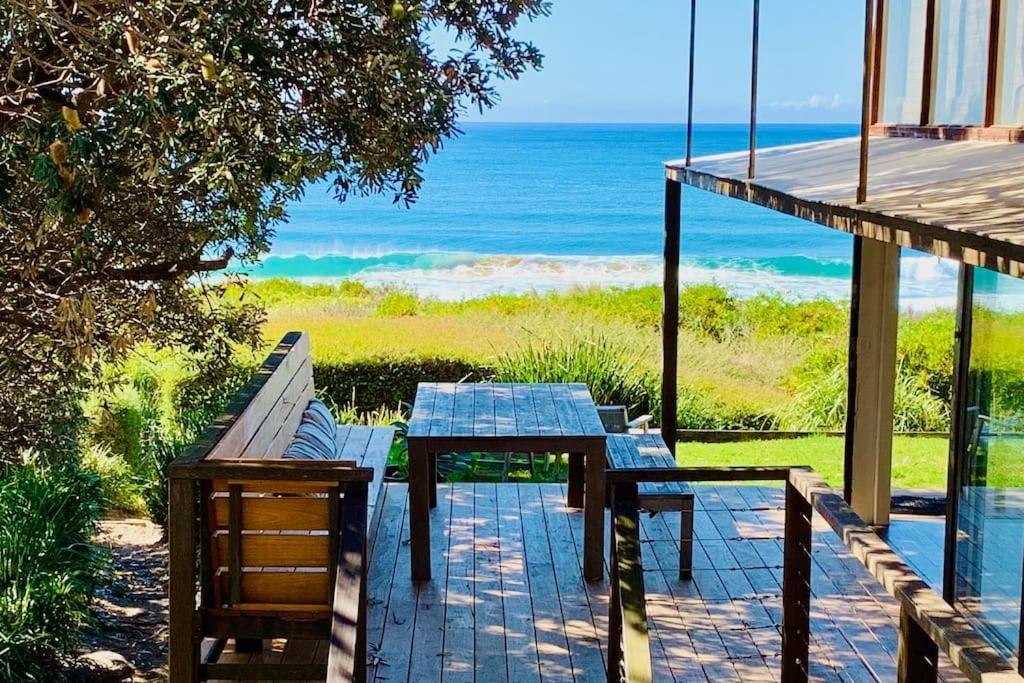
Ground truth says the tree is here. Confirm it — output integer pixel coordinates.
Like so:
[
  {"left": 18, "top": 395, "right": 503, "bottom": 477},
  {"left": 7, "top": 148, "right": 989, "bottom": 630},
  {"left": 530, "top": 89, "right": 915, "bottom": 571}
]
[{"left": 0, "top": 0, "right": 548, "bottom": 462}]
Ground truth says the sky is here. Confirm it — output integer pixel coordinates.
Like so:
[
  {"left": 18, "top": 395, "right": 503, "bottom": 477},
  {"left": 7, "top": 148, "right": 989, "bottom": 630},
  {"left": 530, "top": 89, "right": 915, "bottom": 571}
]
[{"left": 464, "top": 0, "right": 866, "bottom": 124}]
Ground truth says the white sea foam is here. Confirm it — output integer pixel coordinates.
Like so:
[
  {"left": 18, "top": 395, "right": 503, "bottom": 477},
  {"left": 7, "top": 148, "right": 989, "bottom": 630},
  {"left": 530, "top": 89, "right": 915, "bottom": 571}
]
[{"left": 255, "top": 251, "right": 961, "bottom": 310}]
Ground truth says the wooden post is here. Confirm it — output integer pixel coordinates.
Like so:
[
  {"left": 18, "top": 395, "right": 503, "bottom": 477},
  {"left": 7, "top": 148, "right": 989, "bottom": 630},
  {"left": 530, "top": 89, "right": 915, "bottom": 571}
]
[
  {"left": 897, "top": 606, "right": 938, "bottom": 682},
  {"left": 408, "top": 441, "right": 432, "bottom": 581},
  {"left": 846, "top": 237, "right": 900, "bottom": 526},
  {"left": 607, "top": 485, "right": 623, "bottom": 683},
  {"left": 661, "top": 178, "right": 682, "bottom": 455},
  {"left": 781, "top": 480, "right": 811, "bottom": 683},
  {"left": 943, "top": 264, "right": 973, "bottom": 604},
  {"left": 168, "top": 477, "right": 200, "bottom": 682}
]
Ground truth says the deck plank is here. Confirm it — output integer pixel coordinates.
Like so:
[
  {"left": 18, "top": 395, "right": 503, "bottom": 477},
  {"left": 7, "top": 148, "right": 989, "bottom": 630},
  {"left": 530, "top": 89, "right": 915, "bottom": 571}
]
[
  {"left": 518, "top": 484, "right": 574, "bottom": 681},
  {"left": 474, "top": 484, "right": 508, "bottom": 682},
  {"left": 409, "top": 484, "right": 455, "bottom": 682},
  {"left": 355, "top": 483, "right": 980, "bottom": 683}
]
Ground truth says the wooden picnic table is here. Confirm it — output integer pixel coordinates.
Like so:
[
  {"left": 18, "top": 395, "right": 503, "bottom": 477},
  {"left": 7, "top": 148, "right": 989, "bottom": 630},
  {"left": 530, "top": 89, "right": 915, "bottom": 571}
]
[{"left": 406, "top": 382, "right": 608, "bottom": 581}]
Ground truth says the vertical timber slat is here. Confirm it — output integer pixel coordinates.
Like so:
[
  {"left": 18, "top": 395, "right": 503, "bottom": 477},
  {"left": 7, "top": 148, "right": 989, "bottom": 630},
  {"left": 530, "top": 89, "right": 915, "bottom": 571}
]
[
  {"left": 782, "top": 481, "right": 811, "bottom": 683},
  {"left": 897, "top": 605, "right": 938, "bottom": 682}
]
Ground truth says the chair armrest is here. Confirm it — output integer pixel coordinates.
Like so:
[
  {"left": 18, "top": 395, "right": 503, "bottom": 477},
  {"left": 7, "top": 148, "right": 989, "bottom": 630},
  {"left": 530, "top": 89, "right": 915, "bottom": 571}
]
[
  {"left": 627, "top": 415, "right": 653, "bottom": 433},
  {"left": 327, "top": 481, "right": 368, "bottom": 682}
]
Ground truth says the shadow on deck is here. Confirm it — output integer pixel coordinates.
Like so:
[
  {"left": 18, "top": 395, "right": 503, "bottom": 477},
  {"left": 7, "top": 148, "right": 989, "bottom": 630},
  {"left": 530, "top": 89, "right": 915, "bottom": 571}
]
[{"left": 210, "top": 482, "right": 959, "bottom": 682}]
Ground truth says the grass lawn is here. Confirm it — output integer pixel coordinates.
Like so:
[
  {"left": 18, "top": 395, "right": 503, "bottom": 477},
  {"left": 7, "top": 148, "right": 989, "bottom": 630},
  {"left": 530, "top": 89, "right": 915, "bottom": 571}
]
[{"left": 679, "top": 435, "right": 950, "bottom": 490}]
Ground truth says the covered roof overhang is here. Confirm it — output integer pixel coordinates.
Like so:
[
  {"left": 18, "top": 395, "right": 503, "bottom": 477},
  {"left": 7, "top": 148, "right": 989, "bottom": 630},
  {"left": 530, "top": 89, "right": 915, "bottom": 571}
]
[{"left": 665, "top": 136, "right": 1024, "bottom": 278}]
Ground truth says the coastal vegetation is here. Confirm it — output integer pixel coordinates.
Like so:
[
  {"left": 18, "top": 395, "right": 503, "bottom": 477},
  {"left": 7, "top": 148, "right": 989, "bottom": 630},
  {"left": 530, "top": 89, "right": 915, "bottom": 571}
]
[{"left": 1, "top": 0, "right": 550, "bottom": 676}]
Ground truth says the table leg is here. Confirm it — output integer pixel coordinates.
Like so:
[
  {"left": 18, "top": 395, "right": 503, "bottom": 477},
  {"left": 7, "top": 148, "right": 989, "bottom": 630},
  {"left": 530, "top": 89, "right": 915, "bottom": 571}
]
[
  {"left": 567, "top": 452, "right": 584, "bottom": 508},
  {"left": 408, "top": 441, "right": 432, "bottom": 581},
  {"left": 583, "top": 443, "right": 606, "bottom": 581},
  {"left": 428, "top": 452, "right": 438, "bottom": 509}
]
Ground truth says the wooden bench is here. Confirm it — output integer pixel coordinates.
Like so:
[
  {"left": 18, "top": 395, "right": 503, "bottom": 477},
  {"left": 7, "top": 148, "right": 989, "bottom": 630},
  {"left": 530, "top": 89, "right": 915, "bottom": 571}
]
[
  {"left": 605, "top": 433, "right": 694, "bottom": 579},
  {"left": 167, "top": 332, "right": 393, "bottom": 682}
]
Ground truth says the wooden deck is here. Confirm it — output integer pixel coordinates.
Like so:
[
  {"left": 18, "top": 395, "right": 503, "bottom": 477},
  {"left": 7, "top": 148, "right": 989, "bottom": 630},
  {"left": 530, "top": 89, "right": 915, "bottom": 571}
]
[{"left": 212, "top": 482, "right": 970, "bottom": 682}]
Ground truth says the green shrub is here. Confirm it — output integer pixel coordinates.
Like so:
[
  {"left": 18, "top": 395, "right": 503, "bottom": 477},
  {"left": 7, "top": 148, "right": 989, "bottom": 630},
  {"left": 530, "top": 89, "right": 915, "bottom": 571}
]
[
  {"left": 313, "top": 357, "right": 488, "bottom": 415},
  {"left": 742, "top": 293, "right": 847, "bottom": 338},
  {"left": 0, "top": 460, "right": 105, "bottom": 680},
  {"left": 82, "top": 444, "right": 146, "bottom": 515},
  {"left": 376, "top": 290, "right": 418, "bottom": 317},
  {"left": 494, "top": 335, "right": 657, "bottom": 416},
  {"left": 679, "top": 284, "right": 739, "bottom": 341},
  {"left": 780, "top": 360, "right": 949, "bottom": 432}
]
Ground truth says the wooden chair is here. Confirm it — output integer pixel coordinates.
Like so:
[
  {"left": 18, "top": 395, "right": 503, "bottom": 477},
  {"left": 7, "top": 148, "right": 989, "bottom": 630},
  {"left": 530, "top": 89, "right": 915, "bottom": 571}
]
[
  {"left": 597, "top": 405, "right": 653, "bottom": 434},
  {"left": 605, "top": 433, "right": 694, "bottom": 580},
  {"left": 167, "top": 332, "right": 393, "bottom": 682}
]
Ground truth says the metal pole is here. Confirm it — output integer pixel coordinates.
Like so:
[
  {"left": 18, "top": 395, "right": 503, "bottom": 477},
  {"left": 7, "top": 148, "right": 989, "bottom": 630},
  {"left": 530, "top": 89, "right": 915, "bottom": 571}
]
[
  {"left": 685, "top": 0, "right": 696, "bottom": 167},
  {"left": 858, "top": 0, "right": 876, "bottom": 203},
  {"left": 747, "top": 0, "right": 759, "bottom": 179}
]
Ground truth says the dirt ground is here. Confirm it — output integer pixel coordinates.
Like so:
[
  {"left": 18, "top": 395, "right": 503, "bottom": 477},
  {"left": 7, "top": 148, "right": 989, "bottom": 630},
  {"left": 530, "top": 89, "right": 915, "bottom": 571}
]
[{"left": 82, "top": 518, "right": 169, "bottom": 681}]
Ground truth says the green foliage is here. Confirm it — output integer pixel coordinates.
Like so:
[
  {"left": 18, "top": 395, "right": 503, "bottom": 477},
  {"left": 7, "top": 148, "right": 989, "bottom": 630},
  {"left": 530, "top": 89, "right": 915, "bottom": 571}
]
[
  {"left": 0, "top": 460, "right": 105, "bottom": 680},
  {"left": 1, "top": 0, "right": 549, "bottom": 463},
  {"left": 493, "top": 335, "right": 656, "bottom": 416},
  {"left": 86, "top": 348, "right": 251, "bottom": 529},
  {"left": 376, "top": 290, "right": 419, "bottom": 317},
  {"left": 82, "top": 445, "right": 146, "bottom": 515},
  {"left": 313, "top": 357, "right": 486, "bottom": 417},
  {"left": 679, "top": 284, "right": 739, "bottom": 341}
]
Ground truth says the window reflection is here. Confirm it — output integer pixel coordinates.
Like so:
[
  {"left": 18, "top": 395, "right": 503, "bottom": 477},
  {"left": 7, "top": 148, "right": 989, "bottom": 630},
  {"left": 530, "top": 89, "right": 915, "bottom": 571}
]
[
  {"left": 997, "top": 0, "right": 1024, "bottom": 125},
  {"left": 880, "top": 0, "right": 928, "bottom": 124},
  {"left": 931, "top": 0, "right": 991, "bottom": 125},
  {"left": 956, "top": 268, "right": 1024, "bottom": 654}
]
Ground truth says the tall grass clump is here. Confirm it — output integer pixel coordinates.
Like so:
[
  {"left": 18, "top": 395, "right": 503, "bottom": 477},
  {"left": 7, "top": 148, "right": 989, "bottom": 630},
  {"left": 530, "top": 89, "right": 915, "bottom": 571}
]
[
  {"left": 86, "top": 349, "right": 252, "bottom": 530},
  {"left": 494, "top": 335, "right": 656, "bottom": 415},
  {"left": 0, "top": 460, "right": 105, "bottom": 680}
]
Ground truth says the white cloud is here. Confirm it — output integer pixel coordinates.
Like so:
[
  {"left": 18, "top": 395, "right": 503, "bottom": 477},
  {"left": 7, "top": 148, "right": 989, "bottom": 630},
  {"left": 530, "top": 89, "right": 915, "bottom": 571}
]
[{"left": 770, "top": 93, "right": 847, "bottom": 111}]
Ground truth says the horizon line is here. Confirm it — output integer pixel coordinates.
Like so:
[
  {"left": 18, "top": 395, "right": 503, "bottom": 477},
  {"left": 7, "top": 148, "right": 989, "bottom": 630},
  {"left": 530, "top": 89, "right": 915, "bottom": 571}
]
[{"left": 462, "top": 120, "right": 861, "bottom": 126}]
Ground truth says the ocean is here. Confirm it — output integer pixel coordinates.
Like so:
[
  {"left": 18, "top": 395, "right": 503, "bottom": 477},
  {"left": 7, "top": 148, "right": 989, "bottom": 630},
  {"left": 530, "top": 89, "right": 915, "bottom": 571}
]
[{"left": 244, "top": 123, "right": 961, "bottom": 309}]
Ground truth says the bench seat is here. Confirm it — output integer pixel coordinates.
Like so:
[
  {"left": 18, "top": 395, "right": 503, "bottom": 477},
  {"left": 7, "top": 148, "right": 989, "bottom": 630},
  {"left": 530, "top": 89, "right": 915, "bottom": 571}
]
[
  {"left": 169, "top": 332, "right": 393, "bottom": 683},
  {"left": 606, "top": 433, "right": 695, "bottom": 579}
]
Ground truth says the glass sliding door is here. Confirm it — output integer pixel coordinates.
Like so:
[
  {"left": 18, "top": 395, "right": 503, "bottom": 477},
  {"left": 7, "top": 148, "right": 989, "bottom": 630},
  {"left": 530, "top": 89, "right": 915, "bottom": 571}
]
[
  {"left": 997, "top": 0, "right": 1024, "bottom": 125},
  {"left": 952, "top": 267, "right": 1024, "bottom": 655},
  {"left": 879, "top": 0, "right": 928, "bottom": 124},
  {"left": 931, "top": 0, "right": 991, "bottom": 124}
]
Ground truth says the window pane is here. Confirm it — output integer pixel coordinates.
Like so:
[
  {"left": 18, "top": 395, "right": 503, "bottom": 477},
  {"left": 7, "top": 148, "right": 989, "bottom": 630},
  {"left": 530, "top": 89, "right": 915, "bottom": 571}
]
[
  {"left": 954, "top": 268, "right": 1024, "bottom": 655},
  {"left": 880, "top": 0, "right": 928, "bottom": 124},
  {"left": 998, "top": 0, "right": 1024, "bottom": 125},
  {"left": 932, "top": 0, "right": 991, "bottom": 125}
]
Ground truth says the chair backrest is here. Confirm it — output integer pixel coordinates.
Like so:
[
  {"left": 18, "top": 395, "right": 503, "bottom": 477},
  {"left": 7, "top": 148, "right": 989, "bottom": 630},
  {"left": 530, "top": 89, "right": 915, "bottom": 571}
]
[
  {"left": 196, "top": 332, "right": 346, "bottom": 613},
  {"left": 206, "top": 331, "right": 315, "bottom": 462},
  {"left": 597, "top": 405, "right": 630, "bottom": 433}
]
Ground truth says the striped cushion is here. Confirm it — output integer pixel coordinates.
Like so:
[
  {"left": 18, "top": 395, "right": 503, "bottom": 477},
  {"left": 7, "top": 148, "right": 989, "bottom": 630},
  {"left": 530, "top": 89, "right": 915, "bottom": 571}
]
[{"left": 283, "top": 399, "right": 339, "bottom": 460}]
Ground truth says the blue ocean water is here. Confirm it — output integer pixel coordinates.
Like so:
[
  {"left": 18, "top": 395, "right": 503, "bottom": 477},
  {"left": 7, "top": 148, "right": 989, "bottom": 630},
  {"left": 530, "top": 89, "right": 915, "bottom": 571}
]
[{"left": 246, "top": 123, "right": 959, "bottom": 307}]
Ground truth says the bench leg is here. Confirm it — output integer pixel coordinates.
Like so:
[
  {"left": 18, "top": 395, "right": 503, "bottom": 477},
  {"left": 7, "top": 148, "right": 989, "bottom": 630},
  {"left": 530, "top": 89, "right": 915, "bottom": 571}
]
[
  {"left": 679, "top": 496, "right": 694, "bottom": 581},
  {"left": 428, "top": 452, "right": 438, "bottom": 509},
  {"left": 168, "top": 478, "right": 200, "bottom": 682},
  {"left": 567, "top": 452, "right": 584, "bottom": 509}
]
